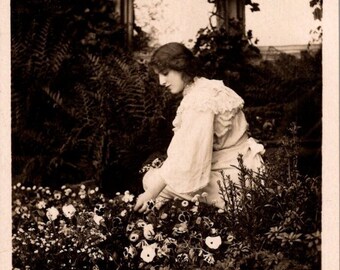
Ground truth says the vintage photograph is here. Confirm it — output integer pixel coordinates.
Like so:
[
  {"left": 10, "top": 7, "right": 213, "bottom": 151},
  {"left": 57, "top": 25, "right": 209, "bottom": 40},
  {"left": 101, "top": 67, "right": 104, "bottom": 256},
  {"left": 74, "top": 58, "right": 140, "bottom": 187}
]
[{"left": 1, "top": 0, "right": 339, "bottom": 269}]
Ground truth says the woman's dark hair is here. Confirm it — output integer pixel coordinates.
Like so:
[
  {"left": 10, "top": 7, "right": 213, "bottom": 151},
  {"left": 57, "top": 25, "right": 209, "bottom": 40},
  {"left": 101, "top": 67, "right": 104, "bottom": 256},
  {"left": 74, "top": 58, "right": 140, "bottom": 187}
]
[{"left": 149, "top": 42, "right": 200, "bottom": 82}]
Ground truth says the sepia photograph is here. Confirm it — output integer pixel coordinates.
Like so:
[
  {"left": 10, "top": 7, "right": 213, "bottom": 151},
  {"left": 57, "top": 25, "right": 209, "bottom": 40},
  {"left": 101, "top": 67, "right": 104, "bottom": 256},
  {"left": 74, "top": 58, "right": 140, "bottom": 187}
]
[{"left": 1, "top": 0, "right": 339, "bottom": 269}]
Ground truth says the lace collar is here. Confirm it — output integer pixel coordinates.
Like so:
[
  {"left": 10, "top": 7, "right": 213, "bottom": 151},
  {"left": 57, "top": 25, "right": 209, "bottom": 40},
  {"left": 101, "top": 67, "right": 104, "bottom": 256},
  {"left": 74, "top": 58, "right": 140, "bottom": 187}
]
[{"left": 182, "top": 77, "right": 201, "bottom": 96}]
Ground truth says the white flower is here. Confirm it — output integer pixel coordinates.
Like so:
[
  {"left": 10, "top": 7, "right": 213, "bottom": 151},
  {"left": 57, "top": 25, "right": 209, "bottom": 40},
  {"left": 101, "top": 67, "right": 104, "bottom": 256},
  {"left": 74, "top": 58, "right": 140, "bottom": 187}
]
[
  {"left": 203, "top": 252, "right": 215, "bottom": 264},
  {"left": 191, "top": 194, "right": 201, "bottom": 202},
  {"left": 143, "top": 224, "right": 155, "bottom": 240},
  {"left": 46, "top": 207, "right": 59, "bottom": 221},
  {"left": 154, "top": 233, "right": 164, "bottom": 241},
  {"left": 211, "top": 228, "right": 218, "bottom": 235},
  {"left": 136, "top": 219, "right": 147, "bottom": 228},
  {"left": 136, "top": 239, "right": 148, "bottom": 249},
  {"left": 160, "top": 213, "right": 168, "bottom": 219},
  {"left": 37, "top": 222, "right": 45, "bottom": 231},
  {"left": 227, "top": 234, "right": 234, "bottom": 243},
  {"left": 181, "top": 200, "right": 189, "bottom": 207},
  {"left": 190, "top": 205, "right": 199, "bottom": 213},
  {"left": 151, "top": 158, "right": 163, "bottom": 168},
  {"left": 63, "top": 188, "right": 72, "bottom": 196},
  {"left": 120, "top": 210, "right": 128, "bottom": 217},
  {"left": 126, "top": 223, "right": 135, "bottom": 232},
  {"left": 205, "top": 236, "right": 222, "bottom": 250},
  {"left": 36, "top": 200, "right": 46, "bottom": 209},
  {"left": 62, "top": 204, "right": 76, "bottom": 219},
  {"left": 78, "top": 189, "right": 86, "bottom": 199},
  {"left": 140, "top": 243, "right": 157, "bottom": 263},
  {"left": 122, "top": 191, "right": 135, "bottom": 203},
  {"left": 54, "top": 191, "right": 62, "bottom": 200},
  {"left": 93, "top": 214, "right": 104, "bottom": 225},
  {"left": 129, "top": 231, "right": 140, "bottom": 242}
]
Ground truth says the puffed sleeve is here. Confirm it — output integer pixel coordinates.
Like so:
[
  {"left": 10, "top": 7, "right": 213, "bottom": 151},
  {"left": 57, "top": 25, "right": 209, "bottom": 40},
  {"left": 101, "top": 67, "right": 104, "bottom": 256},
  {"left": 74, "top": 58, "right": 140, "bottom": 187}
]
[{"left": 158, "top": 107, "right": 214, "bottom": 194}]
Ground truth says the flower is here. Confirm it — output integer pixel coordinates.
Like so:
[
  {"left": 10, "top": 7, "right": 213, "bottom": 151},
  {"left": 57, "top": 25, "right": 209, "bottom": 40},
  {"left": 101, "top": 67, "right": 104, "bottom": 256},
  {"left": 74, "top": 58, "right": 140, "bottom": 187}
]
[
  {"left": 64, "top": 188, "right": 72, "bottom": 196},
  {"left": 140, "top": 243, "right": 157, "bottom": 263},
  {"left": 227, "top": 234, "right": 234, "bottom": 243},
  {"left": 143, "top": 224, "right": 155, "bottom": 240},
  {"left": 62, "top": 204, "right": 76, "bottom": 219},
  {"left": 151, "top": 157, "right": 163, "bottom": 167},
  {"left": 203, "top": 252, "right": 215, "bottom": 264},
  {"left": 136, "top": 219, "right": 147, "bottom": 228},
  {"left": 157, "top": 243, "right": 170, "bottom": 258},
  {"left": 154, "top": 233, "right": 164, "bottom": 241},
  {"left": 120, "top": 209, "right": 128, "bottom": 217},
  {"left": 205, "top": 236, "right": 222, "bottom": 249},
  {"left": 136, "top": 239, "right": 148, "bottom": 249},
  {"left": 46, "top": 207, "right": 59, "bottom": 221},
  {"left": 190, "top": 205, "right": 199, "bottom": 213},
  {"left": 126, "top": 223, "right": 135, "bottom": 232},
  {"left": 181, "top": 200, "right": 189, "bottom": 207},
  {"left": 172, "top": 222, "right": 188, "bottom": 235},
  {"left": 160, "top": 213, "right": 168, "bottom": 219},
  {"left": 36, "top": 200, "right": 46, "bottom": 209},
  {"left": 176, "top": 253, "right": 189, "bottom": 263},
  {"left": 129, "top": 231, "right": 140, "bottom": 242},
  {"left": 122, "top": 191, "right": 135, "bottom": 203},
  {"left": 53, "top": 191, "right": 62, "bottom": 200},
  {"left": 124, "top": 245, "right": 137, "bottom": 259},
  {"left": 93, "top": 214, "right": 104, "bottom": 225},
  {"left": 196, "top": 217, "right": 202, "bottom": 225},
  {"left": 94, "top": 204, "right": 105, "bottom": 216},
  {"left": 78, "top": 189, "right": 86, "bottom": 199},
  {"left": 191, "top": 194, "right": 200, "bottom": 202}
]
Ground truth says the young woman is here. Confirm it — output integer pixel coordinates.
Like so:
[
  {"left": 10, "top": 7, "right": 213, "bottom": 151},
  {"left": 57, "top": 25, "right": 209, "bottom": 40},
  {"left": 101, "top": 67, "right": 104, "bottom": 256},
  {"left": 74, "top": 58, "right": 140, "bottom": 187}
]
[{"left": 134, "top": 42, "right": 265, "bottom": 212}]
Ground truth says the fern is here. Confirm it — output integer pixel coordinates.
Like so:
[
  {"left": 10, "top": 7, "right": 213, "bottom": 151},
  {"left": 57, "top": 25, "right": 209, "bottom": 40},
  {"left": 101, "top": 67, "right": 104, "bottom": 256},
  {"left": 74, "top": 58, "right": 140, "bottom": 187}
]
[{"left": 12, "top": 0, "right": 177, "bottom": 191}]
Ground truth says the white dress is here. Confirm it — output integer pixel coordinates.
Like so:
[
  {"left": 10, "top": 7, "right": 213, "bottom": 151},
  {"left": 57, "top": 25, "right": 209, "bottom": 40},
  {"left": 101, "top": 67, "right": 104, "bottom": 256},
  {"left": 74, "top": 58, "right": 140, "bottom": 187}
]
[{"left": 143, "top": 77, "right": 265, "bottom": 209}]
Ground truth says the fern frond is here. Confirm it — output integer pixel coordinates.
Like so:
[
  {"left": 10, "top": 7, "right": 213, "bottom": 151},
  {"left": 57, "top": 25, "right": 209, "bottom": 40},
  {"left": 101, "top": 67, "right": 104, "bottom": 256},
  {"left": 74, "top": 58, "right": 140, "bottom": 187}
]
[
  {"left": 41, "top": 85, "right": 63, "bottom": 106},
  {"left": 50, "top": 36, "right": 72, "bottom": 73}
]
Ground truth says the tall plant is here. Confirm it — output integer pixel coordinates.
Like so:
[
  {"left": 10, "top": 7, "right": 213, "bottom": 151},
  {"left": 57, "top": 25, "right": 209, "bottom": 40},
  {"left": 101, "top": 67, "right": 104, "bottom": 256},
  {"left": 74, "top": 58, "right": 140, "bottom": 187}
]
[{"left": 11, "top": 0, "right": 172, "bottom": 192}]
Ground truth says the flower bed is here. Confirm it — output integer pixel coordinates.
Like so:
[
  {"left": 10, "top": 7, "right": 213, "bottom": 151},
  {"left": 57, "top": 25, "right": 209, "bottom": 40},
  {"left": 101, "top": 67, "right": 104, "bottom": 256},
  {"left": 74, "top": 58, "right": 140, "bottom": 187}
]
[{"left": 13, "top": 163, "right": 321, "bottom": 270}]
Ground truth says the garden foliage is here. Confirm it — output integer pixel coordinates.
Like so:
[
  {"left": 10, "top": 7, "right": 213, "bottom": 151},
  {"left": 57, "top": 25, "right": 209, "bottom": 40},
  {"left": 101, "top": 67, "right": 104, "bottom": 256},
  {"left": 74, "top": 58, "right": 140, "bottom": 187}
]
[
  {"left": 11, "top": 0, "right": 176, "bottom": 191},
  {"left": 12, "top": 134, "right": 321, "bottom": 269}
]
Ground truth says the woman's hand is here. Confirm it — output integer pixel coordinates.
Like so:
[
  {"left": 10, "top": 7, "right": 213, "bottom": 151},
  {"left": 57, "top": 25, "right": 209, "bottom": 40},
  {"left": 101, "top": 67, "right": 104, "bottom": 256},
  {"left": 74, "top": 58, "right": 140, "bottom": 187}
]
[{"left": 134, "top": 191, "right": 155, "bottom": 213}]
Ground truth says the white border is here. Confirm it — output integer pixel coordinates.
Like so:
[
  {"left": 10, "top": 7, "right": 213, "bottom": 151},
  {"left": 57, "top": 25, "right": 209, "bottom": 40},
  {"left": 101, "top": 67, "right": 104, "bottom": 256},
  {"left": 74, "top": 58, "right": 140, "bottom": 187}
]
[
  {"left": 0, "top": 0, "right": 339, "bottom": 269},
  {"left": 321, "top": 0, "right": 340, "bottom": 269},
  {"left": 0, "top": 0, "right": 12, "bottom": 268}
]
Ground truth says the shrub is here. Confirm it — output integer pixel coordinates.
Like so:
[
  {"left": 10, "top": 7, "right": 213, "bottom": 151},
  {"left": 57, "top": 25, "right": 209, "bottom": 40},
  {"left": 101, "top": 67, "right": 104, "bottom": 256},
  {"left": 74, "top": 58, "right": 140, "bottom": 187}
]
[{"left": 11, "top": 0, "right": 177, "bottom": 192}]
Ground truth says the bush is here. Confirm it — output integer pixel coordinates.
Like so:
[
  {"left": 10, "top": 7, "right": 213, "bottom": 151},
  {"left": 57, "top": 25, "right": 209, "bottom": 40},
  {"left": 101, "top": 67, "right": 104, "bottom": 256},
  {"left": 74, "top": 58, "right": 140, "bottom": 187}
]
[
  {"left": 11, "top": 0, "right": 178, "bottom": 192},
  {"left": 12, "top": 134, "right": 321, "bottom": 270}
]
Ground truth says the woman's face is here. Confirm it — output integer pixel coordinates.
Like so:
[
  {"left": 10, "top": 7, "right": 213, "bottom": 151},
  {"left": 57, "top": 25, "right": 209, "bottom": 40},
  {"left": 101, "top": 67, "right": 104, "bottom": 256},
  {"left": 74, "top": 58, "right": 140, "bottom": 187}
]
[{"left": 157, "top": 70, "right": 186, "bottom": 94}]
